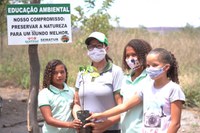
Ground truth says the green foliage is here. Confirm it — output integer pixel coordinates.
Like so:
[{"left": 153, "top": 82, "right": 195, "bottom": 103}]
[
  {"left": 79, "top": 65, "right": 100, "bottom": 78},
  {"left": 184, "top": 85, "right": 200, "bottom": 107},
  {"left": 20, "top": 73, "right": 30, "bottom": 89},
  {"left": 0, "top": 0, "right": 8, "bottom": 32},
  {"left": 179, "top": 66, "right": 200, "bottom": 107},
  {"left": 71, "top": 0, "right": 116, "bottom": 36}
]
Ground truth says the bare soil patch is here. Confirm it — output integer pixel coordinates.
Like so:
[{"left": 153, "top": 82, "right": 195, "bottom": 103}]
[{"left": 0, "top": 86, "right": 199, "bottom": 133}]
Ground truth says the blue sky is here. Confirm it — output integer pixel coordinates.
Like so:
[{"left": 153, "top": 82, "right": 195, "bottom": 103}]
[{"left": 42, "top": 0, "right": 200, "bottom": 28}]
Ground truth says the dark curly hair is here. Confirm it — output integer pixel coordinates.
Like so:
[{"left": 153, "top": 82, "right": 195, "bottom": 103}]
[
  {"left": 122, "top": 39, "right": 152, "bottom": 71},
  {"left": 148, "top": 48, "right": 179, "bottom": 84},
  {"left": 43, "top": 59, "right": 68, "bottom": 89}
]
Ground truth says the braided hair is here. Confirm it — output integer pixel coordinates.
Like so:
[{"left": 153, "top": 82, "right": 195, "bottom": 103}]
[
  {"left": 43, "top": 59, "right": 68, "bottom": 89},
  {"left": 149, "top": 48, "right": 179, "bottom": 84},
  {"left": 122, "top": 39, "right": 152, "bottom": 71}
]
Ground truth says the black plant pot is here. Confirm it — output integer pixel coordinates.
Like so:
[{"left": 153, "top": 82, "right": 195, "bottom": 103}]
[{"left": 76, "top": 110, "right": 92, "bottom": 133}]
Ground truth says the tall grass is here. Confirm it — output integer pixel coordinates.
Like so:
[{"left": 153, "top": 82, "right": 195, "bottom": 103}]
[{"left": 0, "top": 28, "right": 200, "bottom": 107}]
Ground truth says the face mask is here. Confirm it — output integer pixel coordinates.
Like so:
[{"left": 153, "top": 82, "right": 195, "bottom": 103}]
[
  {"left": 87, "top": 48, "right": 106, "bottom": 62},
  {"left": 126, "top": 57, "right": 140, "bottom": 70},
  {"left": 146, "top": 66, "right": 165, "bottom": 79}
]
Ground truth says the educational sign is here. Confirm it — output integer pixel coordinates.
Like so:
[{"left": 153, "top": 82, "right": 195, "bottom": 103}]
[{"left": 7, "top": 4, "right": 72, "bottom": 45}]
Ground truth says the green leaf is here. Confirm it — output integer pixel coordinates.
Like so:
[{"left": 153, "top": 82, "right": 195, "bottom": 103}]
[
  {"left": 90, "top": 72, "right": 100, "bottom": 78},
  {"left": 78, "top": 65, "right": 100, "bottom": 78},
  {"left": 86, "top": 66, "right": 94, "bottom": 73},
  {"left": 79, "top": 65, "right": 85, "bottom": 71}
]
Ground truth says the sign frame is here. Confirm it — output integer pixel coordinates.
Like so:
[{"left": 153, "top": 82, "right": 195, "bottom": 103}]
[{"left": 7, "top": 4, "right": 72, "bottom": 45}]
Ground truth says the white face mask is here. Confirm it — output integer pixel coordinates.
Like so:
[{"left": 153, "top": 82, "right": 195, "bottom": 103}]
[
  {"left": 87, "top": 48, "right": 106, "bottom": 62},
  {"left": 146, "top": 66, "right": 165, "bottom": 79},
  {"left": 125, "top": 57, "right": 141, "bottom": 70}
]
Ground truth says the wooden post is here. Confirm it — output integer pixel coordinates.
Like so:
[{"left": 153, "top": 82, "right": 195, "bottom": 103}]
[
  {"left": 27, "top": 45, "right": 40, "bottom": 133},
  {"left": 27, "top": 0, "right": 41, "bottom": 133}
]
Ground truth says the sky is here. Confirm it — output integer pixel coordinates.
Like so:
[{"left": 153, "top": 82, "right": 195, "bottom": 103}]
[{"left": 41, "top": 0, "right": 200, "bottom": 28}]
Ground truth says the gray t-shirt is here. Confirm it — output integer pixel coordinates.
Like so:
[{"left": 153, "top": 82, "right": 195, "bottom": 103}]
[{"left": 75, "top": 63, "right": 123, "bottom": 130}]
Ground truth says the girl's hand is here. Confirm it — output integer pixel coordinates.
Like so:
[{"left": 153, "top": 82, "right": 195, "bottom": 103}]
[
  {"left": 86, "top": 113, "right": 103, "bottom": 121},
  {"left": 69, "top": 119, "right": 82, "bottom": 129}
]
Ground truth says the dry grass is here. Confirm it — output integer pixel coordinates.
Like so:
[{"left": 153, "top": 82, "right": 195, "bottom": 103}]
[{"left": 0, "top": 28, "right": 200, "bottom": 107}]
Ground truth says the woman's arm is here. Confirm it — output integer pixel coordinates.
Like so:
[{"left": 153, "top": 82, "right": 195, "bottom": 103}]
[
  {"left": 167, "top": 100, "right": 183, "bottom": 133},
  {"left": 87, "top": 93, "right": 141, "bottom": 120}
]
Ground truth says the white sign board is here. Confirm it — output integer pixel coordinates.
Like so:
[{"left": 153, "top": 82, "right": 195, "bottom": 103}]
[{"left": 7, "top": 4, "right": 72, "bottom": 45}]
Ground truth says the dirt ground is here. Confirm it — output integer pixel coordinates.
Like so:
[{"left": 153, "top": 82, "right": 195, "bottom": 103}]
[
  {"left": 0, "top": 86, "right": 200, "bottom": 133},
  {"left": 0, "top": 86, "right": 43, "bottom": 133}
]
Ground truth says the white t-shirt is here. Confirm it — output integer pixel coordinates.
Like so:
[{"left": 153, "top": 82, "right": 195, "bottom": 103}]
[{"left": 138, "top": 80, "right": 185, "bottom": 133}]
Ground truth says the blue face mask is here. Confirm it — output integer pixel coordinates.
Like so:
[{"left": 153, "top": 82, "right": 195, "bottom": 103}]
[{"left": 146, "top": 66, "right": 165, "bottom": 79}]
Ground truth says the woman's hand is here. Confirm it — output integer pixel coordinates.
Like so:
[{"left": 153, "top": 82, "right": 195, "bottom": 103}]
[{"left": 83, "top": 120, "right": 108, "bottom": 133}]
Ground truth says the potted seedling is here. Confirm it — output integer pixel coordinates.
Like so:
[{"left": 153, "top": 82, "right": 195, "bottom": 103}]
[{"left": 76, "top": 65, "right": 99, "bottom": 133}]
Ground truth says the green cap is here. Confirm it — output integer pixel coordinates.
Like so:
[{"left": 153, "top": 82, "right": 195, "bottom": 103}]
[{"left": 85, "top": 32, "right": 108, "bottom": 46}]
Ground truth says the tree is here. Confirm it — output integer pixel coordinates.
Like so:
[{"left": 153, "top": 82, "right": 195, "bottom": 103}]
[
  {"left": 71, "top": 0, "right": 118, "bottom": 36},
  {"left": 0, "top": 0, "right": 8, "bottom": 56},
  {"left": 27, "top": 0, "right": 40, "bottom": 133}
]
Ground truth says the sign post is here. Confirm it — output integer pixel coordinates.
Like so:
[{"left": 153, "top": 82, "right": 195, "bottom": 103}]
[{"left": 7, "top": 3, "right": 72, "bottom": 133}]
